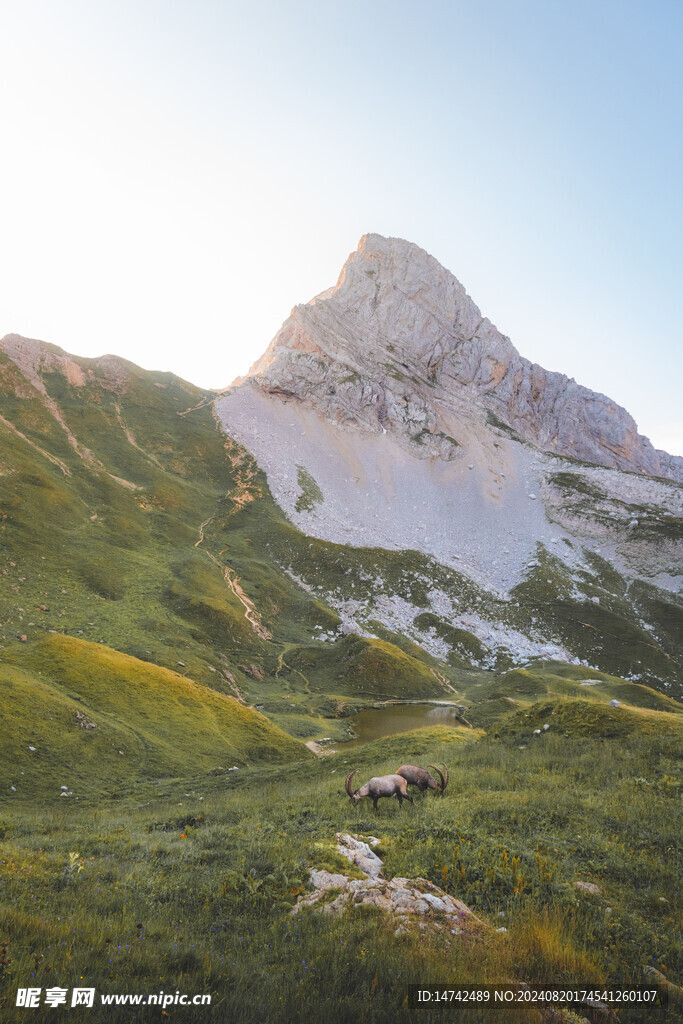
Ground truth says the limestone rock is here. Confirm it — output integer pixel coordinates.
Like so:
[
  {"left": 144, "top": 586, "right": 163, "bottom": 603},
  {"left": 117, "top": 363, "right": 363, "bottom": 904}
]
[
  {"left": 643, "top": 966, "right": 683, "bottom": 1004},
  {"left": 335, "top": 832, "right": 383, "bottom": 877},
  {"left": 309, "top": 869, "right": 350, "bottom": 889},
  {"left": 216, "top": 234, "right": 682, "bottom": 677},
  {"left": 231, "top": 234, "right": 682, "bottom": 481},
  {"left": 294, "top": 829, "right": 485, "bottom": 936},
  {"left": 292, "top": 869, "right": 486, "bottom": 939}
]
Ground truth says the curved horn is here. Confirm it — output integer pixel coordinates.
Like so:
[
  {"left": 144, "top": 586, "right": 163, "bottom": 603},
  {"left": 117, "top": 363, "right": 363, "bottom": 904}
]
[
  {"left": 345, "top": 770, "right": 359, "bottom": 799},
  {"left": 427, "top": 765, "right": 445, "bottom": 791},
  {"left": 440, "top": 762, "right": 449, "bottom": 791}
]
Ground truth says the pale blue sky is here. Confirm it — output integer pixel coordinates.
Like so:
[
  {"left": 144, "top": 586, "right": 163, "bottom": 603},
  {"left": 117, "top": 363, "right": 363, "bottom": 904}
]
[{"left": 1, "top": 0, "right": 681, "bottom": 452}]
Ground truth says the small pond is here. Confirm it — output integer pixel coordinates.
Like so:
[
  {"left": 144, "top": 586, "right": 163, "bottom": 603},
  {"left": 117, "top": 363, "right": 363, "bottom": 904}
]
[{"left": 341, "top": 703, "right": 464, "bottom": 748}]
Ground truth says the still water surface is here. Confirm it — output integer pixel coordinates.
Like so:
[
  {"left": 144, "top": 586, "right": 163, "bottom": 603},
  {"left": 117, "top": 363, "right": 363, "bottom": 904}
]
[{"left": 342, "top": 703, "right": 463, "bottom": 748}]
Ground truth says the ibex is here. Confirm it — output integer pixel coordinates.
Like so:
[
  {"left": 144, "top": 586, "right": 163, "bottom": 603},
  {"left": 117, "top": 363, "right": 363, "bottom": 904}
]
[
  {"left": 345, "top": 770, "right": 414, "bottom": 811},
  {"left": 396, "top": 763, "right": 448, "bottom": 794}
]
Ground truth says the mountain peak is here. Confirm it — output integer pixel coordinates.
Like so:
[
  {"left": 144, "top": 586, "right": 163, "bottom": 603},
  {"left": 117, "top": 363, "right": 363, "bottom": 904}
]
[
  {"left": 329, "top": 233, "right": 489, "bottom": 346},
  {"left": 232, "top": 235, "right": 680, "bottom": 481},
  {"left": 242, "top": 232, "right": 502, "bottom": 396}
]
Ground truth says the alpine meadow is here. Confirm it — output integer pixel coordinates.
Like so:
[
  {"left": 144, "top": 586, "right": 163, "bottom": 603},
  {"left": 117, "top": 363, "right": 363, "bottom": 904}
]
[{"left": 1, "top": 235, "right": 681, "bottom": 1023}]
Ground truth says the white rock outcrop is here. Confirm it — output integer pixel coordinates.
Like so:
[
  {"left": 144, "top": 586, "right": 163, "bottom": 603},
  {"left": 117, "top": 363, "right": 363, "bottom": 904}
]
[
  {"left": 335, "top": 832, "right": 384, "bottom": 877},
  {"left": 292, "top": 872, "right": 486, "bottom": 938},
  {"left": 292, "top": 832, "right": 486, "bottom": 938},
  {"left": 230, "top": 234, "right": 682, "bottom": 481}
]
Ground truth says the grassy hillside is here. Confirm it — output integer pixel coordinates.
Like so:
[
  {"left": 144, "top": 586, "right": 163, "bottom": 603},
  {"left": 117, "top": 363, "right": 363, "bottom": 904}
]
[
  {"left": 1, "top": 636, "right": 308, "bottom": 800},
  {"left": 283, "top": 633, "right": 448, "bottom": 700},
  {"left": 0, "top": 344, "right": 452, "bottom": 737},
  {"left": 1, "top": 341, "right": 681, "bottom": 773},
  {"left": 458, "top": 661, "right": 683, "bottom": 730}
]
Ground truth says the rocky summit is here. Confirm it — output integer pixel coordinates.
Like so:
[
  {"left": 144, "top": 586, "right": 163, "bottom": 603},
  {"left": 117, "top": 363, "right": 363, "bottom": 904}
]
[{"left": 226, "top": 233, "right": 682, "bottom": 480}]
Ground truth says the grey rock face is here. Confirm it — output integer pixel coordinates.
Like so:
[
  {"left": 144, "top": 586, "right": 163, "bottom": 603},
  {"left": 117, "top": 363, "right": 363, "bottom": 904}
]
[
  {"left": 335, "top": 832, "right": 384, "bottom": 877},
  {"left": 233, "top": 234, "right": 681, "bottom": 481}
]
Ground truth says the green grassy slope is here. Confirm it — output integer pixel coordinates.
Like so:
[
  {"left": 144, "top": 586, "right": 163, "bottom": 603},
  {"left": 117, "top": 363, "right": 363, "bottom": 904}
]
[
  {"left": 1, "top": 339, "right": 448, "bottom": 724},
  {"left": 253, "top": 513, "right": 683, "bottom": 693},
  {"left": 0, "top": 347, "right": 265, "bottom": 684},
  {"left": 1, "top": 636, "right": 308, "bottom": 799},
  {"left": 457, "top": 661, "right": 683, "bottom": 733}
]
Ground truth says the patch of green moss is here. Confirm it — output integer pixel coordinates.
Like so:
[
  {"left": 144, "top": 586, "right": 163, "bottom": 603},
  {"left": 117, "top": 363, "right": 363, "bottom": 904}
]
[
  {"left": 434, "top": 430, "right": 460, "bottom": 448},
  {"left": 295, "top": 466, "right": 324, "bottom": 513},
  {"left": 338, "top": 372, "right": 362, "bottom": 385},
  {"left": 486, "top": 409, "right": 524, "bottom": 441},
  {"left": 308, "top": 841, "right": 366, "bottom": 880},
  {"left": 413, "top": 612, "right": 485, "bottom": 665},
  {"left": 549, "top": 472, "right": 606, "bottom": 500}
]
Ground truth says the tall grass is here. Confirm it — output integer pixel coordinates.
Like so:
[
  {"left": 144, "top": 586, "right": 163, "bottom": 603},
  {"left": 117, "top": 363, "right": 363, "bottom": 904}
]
[{"left": 0, "top": 726, "right": 680, "bottom": 1022}]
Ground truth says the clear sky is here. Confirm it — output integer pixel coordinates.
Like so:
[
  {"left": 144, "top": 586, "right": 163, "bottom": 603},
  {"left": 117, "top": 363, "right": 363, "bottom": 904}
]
[{"left": 1, "top": 0, "right": 681, "bottom": 454}]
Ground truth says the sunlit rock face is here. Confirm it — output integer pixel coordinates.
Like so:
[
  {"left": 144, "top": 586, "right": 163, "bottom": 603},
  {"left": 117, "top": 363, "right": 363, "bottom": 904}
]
[{"left": 232, "top": 233, "right": 682, "bottom": 480}]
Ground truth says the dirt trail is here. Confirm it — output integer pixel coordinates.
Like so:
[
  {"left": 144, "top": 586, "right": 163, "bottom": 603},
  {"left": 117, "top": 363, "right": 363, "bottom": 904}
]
[
  {"left": 430, "top": 667, "right": 456, "bottom": 693},
  {"left": 195, "top": 517, "right": 214, "bottom": 548},
  {"left": 275, "top": 649, "right": 311, "bottom": 691},
  {"left": 219, "top": 427, "right": 263, "bottom": 516},
  {"left": 194, "top": 515, "right": 272, "bottom": 641},
  {"left": 189, "top": 414, "right": 272, "bottom": 639},
  {"left": 177, "top": 395, "right": 217, "bottom": 417},
  {"left": 223, "top": 565, "right": 272, "bottom": 640}
]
